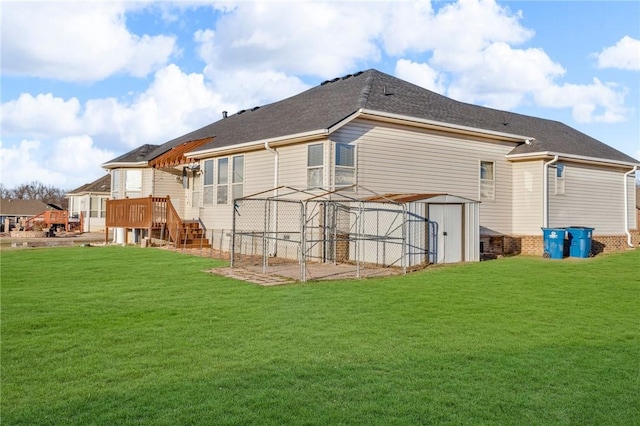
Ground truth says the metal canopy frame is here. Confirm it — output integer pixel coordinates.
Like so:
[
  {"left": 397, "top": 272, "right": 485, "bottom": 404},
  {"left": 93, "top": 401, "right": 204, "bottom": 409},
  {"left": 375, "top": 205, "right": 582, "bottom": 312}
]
[{"left": 231, "top": 185, "right": 437, "bottom": 282}]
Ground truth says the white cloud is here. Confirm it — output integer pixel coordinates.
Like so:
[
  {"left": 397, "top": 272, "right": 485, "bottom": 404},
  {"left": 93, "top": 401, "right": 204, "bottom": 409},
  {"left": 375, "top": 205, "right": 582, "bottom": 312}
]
[
  {"left": 596, "top": 36, "right": 640, "bottom": 71},
  {"left": 1, "top": 65, "right": 227, "bottom": 152},
  {"left": 1, "top": 1, "right": 176, "bottom": 81},
  {"left": 394, "top": 59, "right": 446, "bottom": 94},
  {"left": 1, "top": 94, "right": 82, "bottom": 136},
  {"left": 47, "top": 136, "right": 116, "bottom": 179},
  {"left": 0, "top": 139, "right": 64, "bottom": 188},
  {"left": 447, "top": 42, "right": 566, "bottom": 110},
  {"left": 0, "top": 137, "right": 115, "bottom": 190},
  {"left": 384, "top": 0, "right": 533, "bottom": 62},
  {"left": 194, "top": 2, "right": 384, "bottom": 79},
  {"left": 534, "top": 78, "right": 627, "bottom": 123}
]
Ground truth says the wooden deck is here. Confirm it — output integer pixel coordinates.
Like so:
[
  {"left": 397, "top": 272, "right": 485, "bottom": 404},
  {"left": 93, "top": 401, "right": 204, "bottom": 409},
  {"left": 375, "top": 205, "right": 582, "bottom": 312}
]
[
  {"left": 105, "top": 196, "right": 209, "bottom": 248},
  {"left": 24, "top": 210, "right": 83, "bottom": 232}
]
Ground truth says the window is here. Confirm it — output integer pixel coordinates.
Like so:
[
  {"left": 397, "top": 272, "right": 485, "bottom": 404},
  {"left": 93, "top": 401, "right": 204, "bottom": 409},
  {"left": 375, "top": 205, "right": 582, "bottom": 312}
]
[
  {"left": 125, "top": 170, "right": 142, "bottom": 198},
  {"left": 232, "top": 155, "right": 244, "bottom": 201},
  {"left": 191, "top": 171, "right": 201, "bottom": 208},
  {"left": 112, "top": 170, "right": 120, "bottom": 199},
  {"left": 307, "top": 144, "right": 324, "bottom": 188},
  {"left": 90, "top": 197, "right": 99, "bottom": 218},
  {"left": 480, "top": 161, "right": 495, "bottom": 200},
  {"left": 203, "top": 160, "right": 214, "bottom": 205},
  {"left": 89, "top": 197, "right": 107, "bottom": 218},
  {"left": 217, "top": 158, "right": 229, "bottom": 204},
  {"left": 555, "top": 163, "right": 565, "bottom": 195},
  {"left": 334, "top": 143, "right": 355, "bottom": 189}
]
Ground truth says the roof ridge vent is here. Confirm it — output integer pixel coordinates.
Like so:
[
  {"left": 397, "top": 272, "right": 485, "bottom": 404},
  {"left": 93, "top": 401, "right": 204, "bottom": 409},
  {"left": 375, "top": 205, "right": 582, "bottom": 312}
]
[
  {"left": 251, "top": 106, "right": 260, "bottom": 111},
  {"left": 237, "top": 109, "right": 246, "bottom": 115}
]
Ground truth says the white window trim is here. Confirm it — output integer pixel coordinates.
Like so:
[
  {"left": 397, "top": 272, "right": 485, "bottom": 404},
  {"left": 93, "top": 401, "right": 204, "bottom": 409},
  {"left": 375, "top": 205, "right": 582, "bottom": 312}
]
[
  {"left": 554, "top": 163, "right": 566, "bottom": 195},
  {"left": 202, "top": 159, "right": 214, "bottom": 206},
  {"left": 307, "top": 143, "right": 325, "bottom": 189},
  {"left": 232, "top": 155, "right": 244, "bottom": 202},
  {"left": 479, "top": 160, "right": 495, "bottom": 201},
  {"left": 217, "top": 157, "right": 229, "bottom": 205},
  {"left": 334, "top": 142, "right": 356, "bottom": 190}
]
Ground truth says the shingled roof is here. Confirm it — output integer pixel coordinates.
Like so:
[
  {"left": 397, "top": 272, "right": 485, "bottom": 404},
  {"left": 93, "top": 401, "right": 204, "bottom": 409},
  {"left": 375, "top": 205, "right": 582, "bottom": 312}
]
[
  {"left": 103, "top": 144, "right": 159, "bottom": 167},
  {"left": 67, "top": 173, "right": 111, "bottom": 194},
  {"left": 114, "top": 69, "right": 639, "bottom": 166}
]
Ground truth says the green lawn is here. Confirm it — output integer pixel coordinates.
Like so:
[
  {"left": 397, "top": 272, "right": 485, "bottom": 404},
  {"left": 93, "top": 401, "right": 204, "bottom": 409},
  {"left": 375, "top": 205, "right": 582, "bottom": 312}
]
[{"left": 1, "top": 246, "right": 639, "bottom": 425}]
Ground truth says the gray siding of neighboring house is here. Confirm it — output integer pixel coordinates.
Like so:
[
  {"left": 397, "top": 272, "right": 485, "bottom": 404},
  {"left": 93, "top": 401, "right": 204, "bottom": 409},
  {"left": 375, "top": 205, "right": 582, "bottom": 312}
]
[
  {"left": 332, "top": 119, "right": 516, "bottom": 235},
  {"left": 512, "top": 161, "right": 544, "bottom": 235},
  {"left": 548, "top": 163, "right": 634, "bottom": 234}
]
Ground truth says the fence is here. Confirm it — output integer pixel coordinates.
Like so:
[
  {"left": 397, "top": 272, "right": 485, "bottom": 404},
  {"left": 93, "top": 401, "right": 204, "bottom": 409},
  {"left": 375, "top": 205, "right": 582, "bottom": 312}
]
[{"left": 231, "top": 189, "right": 437, "bottom": 281}]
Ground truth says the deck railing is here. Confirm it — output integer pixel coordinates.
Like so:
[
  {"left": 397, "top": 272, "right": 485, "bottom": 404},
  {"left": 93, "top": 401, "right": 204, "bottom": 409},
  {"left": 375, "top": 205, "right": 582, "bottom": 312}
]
[
  {"left": 24, "top": 210, "right": 82, "bottom": 232},
  {"left": 105, "top": 196, "right": 169, "bottom": 229}
]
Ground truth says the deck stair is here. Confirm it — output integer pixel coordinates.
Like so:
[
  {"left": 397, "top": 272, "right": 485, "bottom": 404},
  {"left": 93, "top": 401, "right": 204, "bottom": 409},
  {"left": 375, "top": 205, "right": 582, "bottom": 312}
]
[{"left": 170, "top": 220, "right": 211, "bottom": 249}]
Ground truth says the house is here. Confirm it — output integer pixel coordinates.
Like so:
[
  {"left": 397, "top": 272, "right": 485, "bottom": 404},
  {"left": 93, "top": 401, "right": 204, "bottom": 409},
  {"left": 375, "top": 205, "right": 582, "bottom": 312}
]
[
  {"left": 0, "top": 199, "right": 54, "bottom": 232},
  {"left": 103, "top": 69, "right": 639, "bottom": 259},
  {"left": 66, "top": 173, "right": 111, "bottom": 232}
]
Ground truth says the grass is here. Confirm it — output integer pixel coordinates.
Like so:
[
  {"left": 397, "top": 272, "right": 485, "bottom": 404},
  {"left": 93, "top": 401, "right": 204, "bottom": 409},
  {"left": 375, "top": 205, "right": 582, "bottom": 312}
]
[{"left": 1, "top": 246, "right": 639, "bottom": 425}]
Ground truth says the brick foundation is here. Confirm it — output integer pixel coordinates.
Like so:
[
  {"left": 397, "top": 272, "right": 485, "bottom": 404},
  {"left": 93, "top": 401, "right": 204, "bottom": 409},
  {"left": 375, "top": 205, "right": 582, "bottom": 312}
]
[{"left": 481, "top": 231, "right": 640, "bottom": 257}]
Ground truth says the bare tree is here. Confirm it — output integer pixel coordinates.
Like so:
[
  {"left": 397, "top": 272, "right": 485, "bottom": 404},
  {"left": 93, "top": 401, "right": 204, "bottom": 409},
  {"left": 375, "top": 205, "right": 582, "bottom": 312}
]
[{"left": 2, "top": 181, "right": 69, "bottom": 208}]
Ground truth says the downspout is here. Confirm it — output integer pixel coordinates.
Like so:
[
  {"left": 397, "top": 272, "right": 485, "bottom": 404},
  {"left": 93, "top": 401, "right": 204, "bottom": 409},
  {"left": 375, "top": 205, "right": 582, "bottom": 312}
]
[
  {"left": 624, "top": 166, "right": 638, "bottom": 247},
  {"left": 542, "top": 155, "right": 559, "bottom": 228},
  {"left": 265, "top": 140, "right": 279, "bottom": 255}
]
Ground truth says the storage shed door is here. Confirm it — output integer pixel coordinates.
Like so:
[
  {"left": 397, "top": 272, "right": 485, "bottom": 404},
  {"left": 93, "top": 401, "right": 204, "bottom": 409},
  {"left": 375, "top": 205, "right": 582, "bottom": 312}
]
[{"left": 429, "top": 204, "right": 463, "bottom": 263}]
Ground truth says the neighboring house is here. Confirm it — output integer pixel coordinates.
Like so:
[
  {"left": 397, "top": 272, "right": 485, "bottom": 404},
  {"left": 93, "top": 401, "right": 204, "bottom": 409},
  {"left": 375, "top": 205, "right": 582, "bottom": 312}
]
[
  {"left": 103, "top": 69, "right": 639, "bottom": 258},
  {"left": 0, "top": 199, "right": 52, "bottom": 232},
  {"left": 66, "top": 174, "right": 111, "bottom": 232}
]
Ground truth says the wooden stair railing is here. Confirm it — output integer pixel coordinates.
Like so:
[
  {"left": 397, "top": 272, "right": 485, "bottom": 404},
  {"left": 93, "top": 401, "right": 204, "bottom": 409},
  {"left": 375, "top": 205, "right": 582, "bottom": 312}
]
[{"left": 165, "top": 200, "right": 210, "bottom": 248}]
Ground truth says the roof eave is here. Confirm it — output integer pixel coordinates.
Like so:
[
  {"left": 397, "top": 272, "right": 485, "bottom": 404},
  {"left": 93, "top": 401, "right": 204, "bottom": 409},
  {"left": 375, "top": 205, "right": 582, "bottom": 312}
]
[
  {"left": 506, "top": 151, "right": 640, "bottom": 168},
  {"left": 186, "top": 129, "right": 330, "bottom": 158},
  {"left": 101, "top": 161, "right": 148, "bottom": 169}
]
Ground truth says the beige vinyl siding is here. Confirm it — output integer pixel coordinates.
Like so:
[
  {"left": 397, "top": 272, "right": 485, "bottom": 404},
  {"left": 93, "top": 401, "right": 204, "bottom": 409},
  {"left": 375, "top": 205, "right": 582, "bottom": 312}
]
[
  {"left": 141, "top": 168, "right": 154, "bottom": 196},
  {"left": 151, "top": 168, "right": 186, "bottom": 216},
  {"left": 512, "top": 161, "right": 543, "bottom": 235},
  {"left": 244, "top": 150, "right": 275, "bottom": 196},
  {"left": 332, "top": 119, "right": 515, "bottom": 235},
  {"left": 548, "top": 163, "right": 629, "bottom": 234}
]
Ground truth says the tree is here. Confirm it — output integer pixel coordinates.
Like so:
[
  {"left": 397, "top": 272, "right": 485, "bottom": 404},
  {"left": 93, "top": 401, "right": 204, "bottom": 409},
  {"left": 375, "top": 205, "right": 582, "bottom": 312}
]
[{"left": 1, "top": 181, "right": 69, "bottom": 209}]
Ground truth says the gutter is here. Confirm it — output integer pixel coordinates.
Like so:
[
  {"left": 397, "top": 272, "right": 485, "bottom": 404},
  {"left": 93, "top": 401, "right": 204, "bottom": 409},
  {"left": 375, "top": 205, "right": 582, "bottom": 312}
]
[
  {"left": 542, "top": 155, "right": 559, "bottom": 228},
  {"left": 624, "top": 166, "right": 638, "bottom": 247},
  {"left": 264, "top": 140, "right": 279, "bottom": 256},
  {"left": 506, "top": 151, "right": 640, "bottom": 169}
]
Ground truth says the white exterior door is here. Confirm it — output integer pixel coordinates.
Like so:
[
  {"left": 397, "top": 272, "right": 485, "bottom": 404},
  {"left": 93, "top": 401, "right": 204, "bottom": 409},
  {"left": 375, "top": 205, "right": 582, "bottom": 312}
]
[{"left": 429, "top": 204, "right": 463, "bottom": 263}]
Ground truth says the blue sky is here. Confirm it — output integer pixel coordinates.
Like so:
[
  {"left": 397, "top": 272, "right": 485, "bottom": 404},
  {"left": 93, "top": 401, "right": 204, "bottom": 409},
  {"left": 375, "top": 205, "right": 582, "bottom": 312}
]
[{"left": 1, "top": 0, "right": 639, "bottom": 190}]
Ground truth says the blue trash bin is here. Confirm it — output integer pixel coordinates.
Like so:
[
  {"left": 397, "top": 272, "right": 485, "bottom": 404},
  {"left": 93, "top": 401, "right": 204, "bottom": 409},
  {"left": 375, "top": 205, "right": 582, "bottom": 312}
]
[
  {"left": 541, "top": 228, "right": 566, "bottom": 259},
  {"left": 565, "top": 227, "right": 594, "bottom": 258}
]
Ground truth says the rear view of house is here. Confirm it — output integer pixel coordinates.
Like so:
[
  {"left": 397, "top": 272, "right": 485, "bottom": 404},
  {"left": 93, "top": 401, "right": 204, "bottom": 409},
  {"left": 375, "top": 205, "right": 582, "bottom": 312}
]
[{"left": 102, "top": 69, "right": 639, "bottom": 263}]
